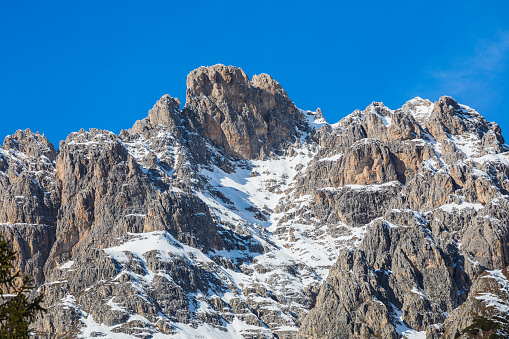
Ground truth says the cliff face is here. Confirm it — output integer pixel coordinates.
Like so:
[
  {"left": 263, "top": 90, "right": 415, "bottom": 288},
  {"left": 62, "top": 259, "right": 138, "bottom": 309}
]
[
  {"left": 1, "top": 65, "right": 509, "bottom": 338},
  {"left": 0, "top": 129, "right": 59, "bottom": 285},
  {"left": 184, "top": 65, "right": 307, "bottom": 159}
]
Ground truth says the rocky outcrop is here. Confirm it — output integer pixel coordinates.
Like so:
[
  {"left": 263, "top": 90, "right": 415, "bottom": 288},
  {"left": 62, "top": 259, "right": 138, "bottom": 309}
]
[
  {"left": 299, "top": 138, "right": 399, "bottom": 189},
  {"left": 298, "top": 220, "right": 467, "bottom": 339},
  {"left": 440, "top": 268, "right": 509, "bottom": 338},
  {"left": 0, "top": 129, "right": 59, "bottom": 284},
  {"left": 0, "top": 223, "right": 55, "bottom": 285},
  {"left": 184, "top": 64, "right": 307, "bottom": 159},
  {"left": 0, "top": 129, "right": 59, "bottom": 226}
]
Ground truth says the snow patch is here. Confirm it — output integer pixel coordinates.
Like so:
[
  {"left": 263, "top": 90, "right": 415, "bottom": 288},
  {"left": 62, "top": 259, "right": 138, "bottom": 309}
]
[
  {"left": 58, "top": 261, "right": 74, "bottom": 270},
  {"left": 394, "top": 307, "right": 426, "bottom": 339},
  {"left": 439, "top": 202, "right": 484, "bottom": 213}
]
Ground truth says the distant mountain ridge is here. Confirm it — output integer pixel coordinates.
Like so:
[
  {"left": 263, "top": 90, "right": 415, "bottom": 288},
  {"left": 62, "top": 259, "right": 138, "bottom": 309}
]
[{"left": 1, "top": 64, "right": 509, "bottom": 338}]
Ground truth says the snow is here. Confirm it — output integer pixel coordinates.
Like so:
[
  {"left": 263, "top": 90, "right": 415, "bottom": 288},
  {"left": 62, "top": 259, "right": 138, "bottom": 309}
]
[
  {"left": 476, "top": 269, "right": 509, "bottom": 314},
  {"left": 334, "top": 224, "right": 367, "bottom": 249},
  {"left": 467, "top": 256, "right": 481, "bottom": 268},
  {"left": 344, "top": 181, "right": 400, "bottom": 192},
  {"left": 58, "top": 260, "right": 74, "bottom": 270},
  {"left": 80, "top": 313, "right": 276, "bottom": 339},
  {"left": 124, "top": 213, "right": 146, "bottom": 218},
  {"left": 380, "top": 115, "right": 392, "bottom": 127},
  {"left": 475, "top": 293, "right": 509, "bottom": 313},
  {"left": 200, "top": 145, "right": 314, "bottom": 215},
  {"left": 103, "top": 231, "right": 213, "bottom": 265},
  {"left": 319, "top": 153, "right": 343, "bottom": 162},
  {"left": 472, "top": 167, "right": 490, "bottom": 179},
  {"left": 405, "top": 97, "right": 434, "bottom": 124},
  {"left": 330, "top": 121, "right": 343, "bottom": 130},
  {"left": 79, "top": 314, "right": 133, "bottom": 339},
  {"left": 474, "top": 153, "right": 509, "bottom": 166},
  {"left": 410, "top": 287, "right": 426, "bottom": 299},
  {"left": 482, "top": 270, "right": 509, "bottom": 292},
  {"left": 106, "top": 298, "right": 127, "bottom": 312},
  {"left": 169, "top": 317, "right": 273, "bottom": 339},
  {"left": 301, "top": 108, "right": 327, "bottom": 129},
  {"left": 366, "top": 103, "right": 393, "bottom": 127},
  {"left": 449, "top": 133, "right": 481, "bottom": 158},
  {"left": 402, "top": 330, "right": 427, "bottom": 339},
  {"left": 175, "top": 142, "right": 352, "bottom": 332},
  {"left": 60, "top": 294, "right": 79, "bottom": 310},
  {"left": 439, "top": 201, "right": 484, "bottom": 213},
  {"left": 394, "top": 307, "right": 426, "bottom": 339}
]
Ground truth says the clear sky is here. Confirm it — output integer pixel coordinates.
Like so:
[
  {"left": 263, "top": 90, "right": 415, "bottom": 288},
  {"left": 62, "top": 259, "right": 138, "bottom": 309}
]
[{"left": 1, "top": 1, "right": 509, "bottom": 147}]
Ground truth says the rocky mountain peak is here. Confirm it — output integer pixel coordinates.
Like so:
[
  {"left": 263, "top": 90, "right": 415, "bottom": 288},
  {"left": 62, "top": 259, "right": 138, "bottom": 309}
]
[
  {"left": 186, "top": 64, "right": 251, "bottom": 100},
  {"left": 434, "top": 95, "right": 462, "bottom": 113},
  {"left": 183, "top": 64, "right": 306, "bottom": 159},
  {"left": 148, "top": 94, "right": 181, "bottom": 127},
  {"left": 3, "top": 128, "right": 56, "bottom": 161},
  {"left": 314, "top": 107, "right": 324, "bottom": 121},
  {"left": 427, "top": 96, "right": 492, "bottom": 141},
  {"left": 251, "top": 73, "right": 287, "bottom": 96},
  {"left": 401, "top": 97, "right": 433, "bottom": 126},
  {"left": 369, "top": 101, "right": 386, "bottom": 108}
]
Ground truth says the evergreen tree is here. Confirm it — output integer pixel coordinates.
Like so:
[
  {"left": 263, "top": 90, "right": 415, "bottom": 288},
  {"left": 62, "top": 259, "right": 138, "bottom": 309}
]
[{"left": 0, "top": 234, "right": 45, "bottom": 338}]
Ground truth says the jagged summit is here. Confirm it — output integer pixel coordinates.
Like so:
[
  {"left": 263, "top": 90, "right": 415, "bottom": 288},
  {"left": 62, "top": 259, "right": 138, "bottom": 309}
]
[
  {"left": 402, "top": 96, "right": 434, "bottom": 126},
  {"left": 183, "top": 64, "right": 307, "bottom": 159},
  {"left": 130, "top": 65, "right": 508, "bottom": 163},
  {"left": 2, "top": 128, "right": 56, "bottom": 161},
  {"left": 148, "top": 94, "right": 181, "bottom": 127},
  {"left": 128, "top": 64, "right": 308, "bottom": 160}
]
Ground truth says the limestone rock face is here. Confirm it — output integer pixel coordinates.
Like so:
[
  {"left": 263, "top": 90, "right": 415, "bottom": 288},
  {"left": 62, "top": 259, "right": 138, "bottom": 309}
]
[
  {"left": 0, "top": 129, "right": 59, "bottom": 225},
  {"left": 426, "top": 96, "right": 505, "bottom": 149},
  {"left": 0, "top": 129, "right": 59, "bottom": 284},
  {"left": 298, "top": 220, "right": 467, "bottom": 339},
  {"left": 3, "top": 129, "right": 57, "bottom": 160},
  {"left": 439, "top": 268, "right": 509, "bottom": 338},
  {"left": 184, "top": 64, "right": 306, "bottom": 159},
  {"left": 33, "top": 127, "right": 255, "bottom": 337},
  {"left": 147, "top": 94, "right": 181, "bottom": 128},
  {"left": 299, "top": 138, "right": 399, "bottom": 189},
  {"left": 1, "top": 66, "right": 509, "bottom": 338}
]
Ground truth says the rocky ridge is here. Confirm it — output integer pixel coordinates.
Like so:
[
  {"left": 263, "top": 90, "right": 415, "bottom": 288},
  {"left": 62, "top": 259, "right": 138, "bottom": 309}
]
[{"left": 0, "top": 65, "right": 508, "bottom": 338}]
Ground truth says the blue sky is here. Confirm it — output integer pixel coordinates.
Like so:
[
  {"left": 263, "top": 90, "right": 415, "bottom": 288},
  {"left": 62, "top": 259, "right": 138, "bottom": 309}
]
[{"left": 1, "top": 1, "right": 509, "bottom": 147}]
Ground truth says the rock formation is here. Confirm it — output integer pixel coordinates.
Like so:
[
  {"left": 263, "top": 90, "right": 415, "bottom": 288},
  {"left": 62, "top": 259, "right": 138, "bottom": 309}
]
[
  {"left": 0, "top": 66, "right": 508, "bottom": 338},
  {"left": 184, "top": 65, "right": 307, "bottom": 159}
]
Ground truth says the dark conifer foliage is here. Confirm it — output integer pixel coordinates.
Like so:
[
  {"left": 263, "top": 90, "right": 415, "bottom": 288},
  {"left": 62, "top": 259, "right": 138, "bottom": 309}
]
[{"left": 0, "top": 235, "right": 45, "bottom": 338}]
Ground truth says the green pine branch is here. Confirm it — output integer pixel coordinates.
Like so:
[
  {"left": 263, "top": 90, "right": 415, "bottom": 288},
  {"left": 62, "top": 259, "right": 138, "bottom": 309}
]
[{"left": 0, "top": 234, "right": 46, "bottom": 338}]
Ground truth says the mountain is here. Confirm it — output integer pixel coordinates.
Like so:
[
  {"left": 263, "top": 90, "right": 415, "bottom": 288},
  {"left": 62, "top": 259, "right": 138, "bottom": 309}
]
[{"left": 1, "top": 64, "right": 508, "bottom": 338}]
